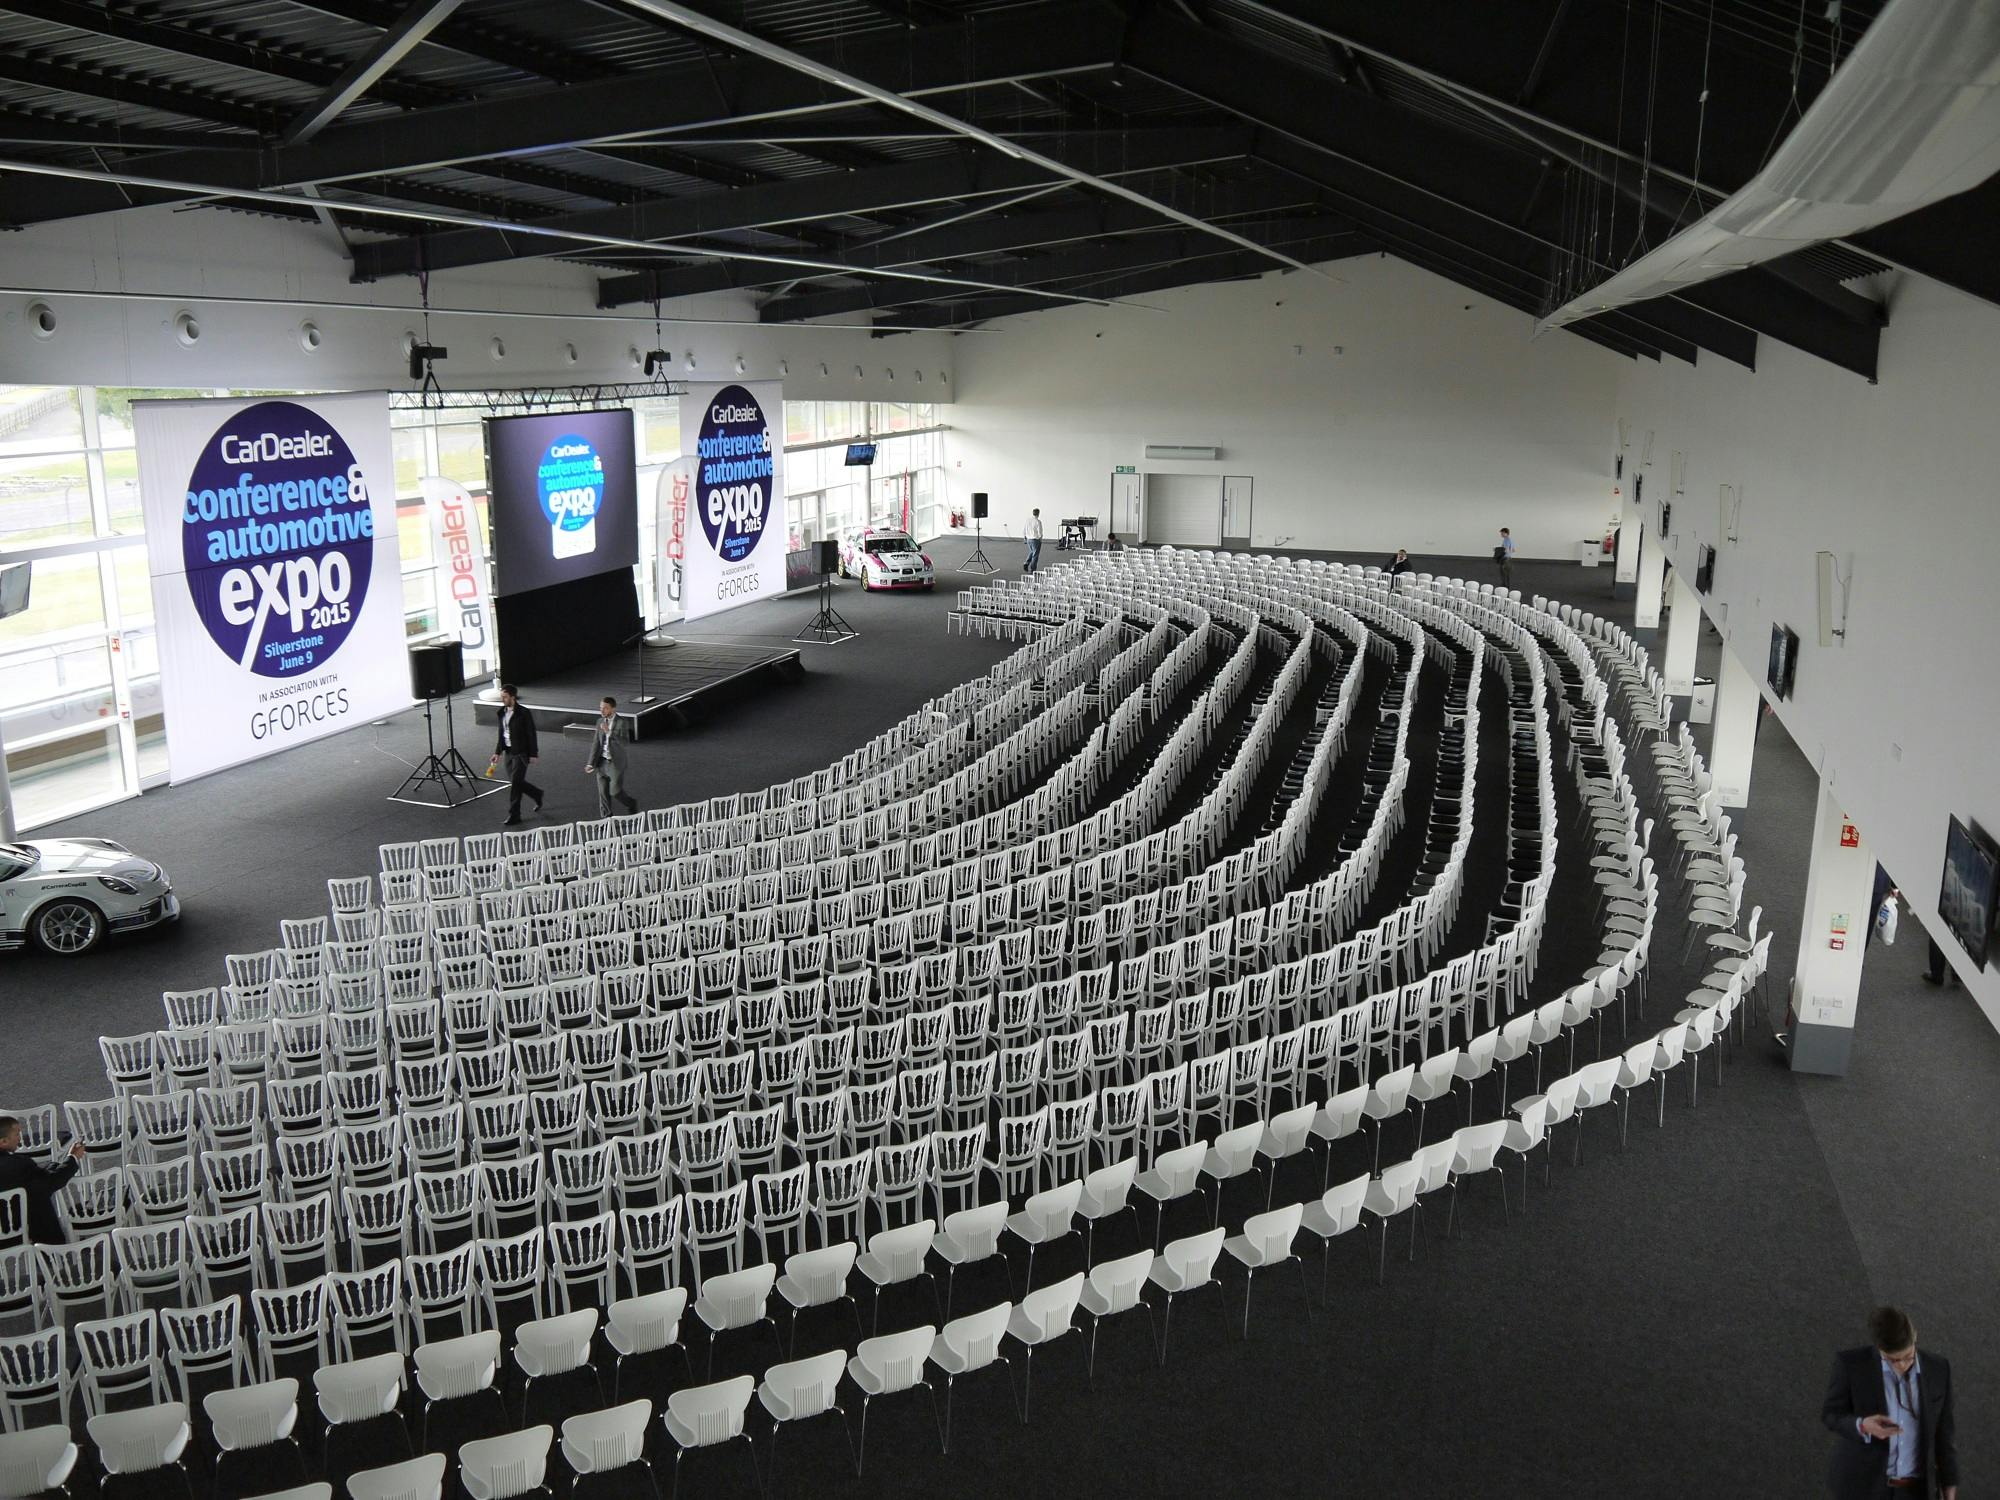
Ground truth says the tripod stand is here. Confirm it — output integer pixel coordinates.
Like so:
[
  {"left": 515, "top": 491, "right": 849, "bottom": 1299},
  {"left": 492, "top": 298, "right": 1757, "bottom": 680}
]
[
  {"left": 794, "top": 569, "right": 856, "bottom": 644},
  {"left": 389, "top": 692, "right": 502, "bottom": 807},
  {"left": 960, "top": 516, "right": 997, "bottom": 575}
]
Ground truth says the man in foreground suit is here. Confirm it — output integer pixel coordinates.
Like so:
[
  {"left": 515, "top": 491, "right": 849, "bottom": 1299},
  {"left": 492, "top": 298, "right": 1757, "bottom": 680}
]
[
  {"left": 585, "top": 695, "right": 639, "bottom": 816},
  {"left": 0, "top": 1116, "right": 86, "bottom": 1243},
  {"left": 1823, "top": 1306, "right": 1959, "bottom": 1498},
  {"left": 492, "top": 682, "right": 544, "bottom": 826}
]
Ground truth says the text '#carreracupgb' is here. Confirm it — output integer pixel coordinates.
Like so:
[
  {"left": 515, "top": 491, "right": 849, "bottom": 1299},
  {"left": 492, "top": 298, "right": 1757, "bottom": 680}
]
[{"left": 180, "top": 399, "right": 376, "bottom": 678}]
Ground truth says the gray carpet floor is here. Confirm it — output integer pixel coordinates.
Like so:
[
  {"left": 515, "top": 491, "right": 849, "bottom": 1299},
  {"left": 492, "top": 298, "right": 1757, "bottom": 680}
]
[{"left": 5, "top": 545, "right": 1991, "bottom": 1499}]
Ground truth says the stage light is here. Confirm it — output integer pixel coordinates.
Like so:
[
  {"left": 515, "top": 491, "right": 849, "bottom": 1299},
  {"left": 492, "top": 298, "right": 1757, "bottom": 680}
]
[
  {"left": 408, "top": 341, "right": 448, "bottom": 381},
  {"left": 641, "top": 348, "right": 672, "bottom": 377}
]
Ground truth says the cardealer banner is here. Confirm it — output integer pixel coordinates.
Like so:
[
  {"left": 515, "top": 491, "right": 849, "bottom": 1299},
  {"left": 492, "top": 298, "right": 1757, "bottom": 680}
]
[
  {"left": 134, "top": 392, "right": 407, "bottom": 782},
  {"left": 679, "top": 380, "right": 787, "bottom": 620}
]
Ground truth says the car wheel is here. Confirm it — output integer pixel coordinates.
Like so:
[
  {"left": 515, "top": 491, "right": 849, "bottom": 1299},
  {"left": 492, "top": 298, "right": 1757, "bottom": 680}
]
[{"left": 32, "top": 898, "right": 104, "bottom": 955}]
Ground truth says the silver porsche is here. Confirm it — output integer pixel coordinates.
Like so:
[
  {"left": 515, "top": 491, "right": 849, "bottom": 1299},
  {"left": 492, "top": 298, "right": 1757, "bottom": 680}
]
[{"left": 0, "top": 838, "right": 179, "bottom": 955}]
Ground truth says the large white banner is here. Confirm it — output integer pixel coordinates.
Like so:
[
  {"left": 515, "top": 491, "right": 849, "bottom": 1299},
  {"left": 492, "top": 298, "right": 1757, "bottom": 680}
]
[
  {"left": 654, "top": 456, "right": 696, "bottom": 625},
  {"left": 420, "top": 475, "right": 493, "bottom": 657},
  {"left": 134, "top": 392, "right": 406, "bottom": 783},
  {"left": 680, "top": 381, "right": 786, "bottom": 620}
]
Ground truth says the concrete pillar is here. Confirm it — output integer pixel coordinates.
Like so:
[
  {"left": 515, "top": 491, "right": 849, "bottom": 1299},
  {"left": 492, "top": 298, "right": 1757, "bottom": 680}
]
[
  {"left": 1662, "top": 569, "right": 1700, "bottom": 695},
  {"left": 1789, "top": 785, "right": 1876, "bottom": 1076},
  {"left": 1709, "top": 640, "right": 1761, "bottom": 810},
  {"left": 1614, "top": 488, "right": 1640, "bottom": 583},
  {"left": 1633, "top": 529, "right": 1667, "bottom": 629}
]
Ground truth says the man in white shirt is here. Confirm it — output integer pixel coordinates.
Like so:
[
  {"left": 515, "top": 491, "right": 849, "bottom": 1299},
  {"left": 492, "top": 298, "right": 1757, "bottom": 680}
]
[
  {"left": 1024, "top": 508, "right": 1045, "bottom": 574},
  {"left": 1496, "top": 526, "right": 1517, "bottom": 585},
  {"left": 584, "top": 695, "right": 639, "bottom": 816}
]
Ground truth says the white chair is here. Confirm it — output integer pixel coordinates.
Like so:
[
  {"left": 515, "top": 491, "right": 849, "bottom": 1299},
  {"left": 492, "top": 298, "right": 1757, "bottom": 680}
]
[
  {"left": 692, "top": 1264, "right": 779, "bottom": 1379},
  {"left": 1361, "top": 1064, "right": 1415, "bottom": 1171},
  {"left": 756, "top": 1350, "right": 851, "bottom": 1480},
  {"left": 1074, "top": 1157, "right": 1139, "bottom": 1262},
  {"left": 1308, "top": 1086, "right": 1367, "bottom": 1189},
  {"left": 457, "top": 1426, "right": 552, "bottom": 1500},
  {"left": 1076, "top": 1250, "right": 1155, "bottom": 1375},
  {"left": 660, "top": 1377, "right": 757, "bottom": 1497},
  {"left": 1445, "top": 1121, "right": 1512, "bottom": 1236},
  {"left": 1253, "top": 1103, "right": 1317, "bottom": 1210},
  {"left": 1003, "top": 1181, "right": 1080, "bottom": 1292},
  {"left": 1405, "top": 1048, "right": 1461, "bottom": 1146},
  {"left": 559, "top": 1401, "right": 655, "bottom": 1500},
  {"left": 1569, "top": 1058, "right": 1623, "bottom": 1162},
  {"left": 773, "top": 1243, "right": 861, "bottom": 1356},
  {"left": 85, "top": 1404, "right": 192, "bottom": 1499},
  {"left": 1299, "top": 1174, "right": 1370, "bottom": 1303},
  {"left": 1221, "top": 1203, "right": 1309, "bottom": 1339},
  {"left": 0, "top": 1330, "right": 70, "bottom": 1434},
  {"left": 854, "top": 1221, "right": 937, "bottom": 1334},
  {"left": 0, "top": 1426, "right": 77, "bottom": 1500},
  {"left": 1197, "top": 1123, "right": 1265, "bottom": 1224},
  {"left": 204, "top": 1379, "right": 307, "bottom": 1498},
  {"left": 846, "top": 1327, "right": 939, "bottom": 1475},
  {"left": 1361, "top": 1161, "right": 1421, "bottom": 1283},
  {"left": 1004, "top": 1272, "right": 1084, "bottom": 1422},
  {"left": 1145, "top": 1227, "right": 1225, "bottom": 1367},
  {"left": 512, "top": 1311, "right": 602, "bottom": 1425},
  {"left": 1131, "top": 1140, "right": 1206, "bottom": 1249},
  {"left": 345, "top": 1452, "right": 446, "bottom": 1500},
  {"left": 604, "top": 1289, "right": 690, "bottom": 1400},
  {"left": 925, "top": 1304, "right": 1012, "bottom": 1453},
  {"left": 410, "top": 1332, "right": 503, "bottom": 1451},
  {"left": 313, "top": 1354, "right": 413, "bottom": 1476},
  {"left": 72, "top": 1312, "right": 167, "bottom": 1417}
]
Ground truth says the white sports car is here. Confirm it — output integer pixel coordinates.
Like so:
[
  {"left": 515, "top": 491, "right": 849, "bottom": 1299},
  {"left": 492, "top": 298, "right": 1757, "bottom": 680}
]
[
  {"left": 839, "top": 528, "right": 935, "bottom": 591},
  {"left": 0, "top": 838, "right": 179, "bottom": 954}
]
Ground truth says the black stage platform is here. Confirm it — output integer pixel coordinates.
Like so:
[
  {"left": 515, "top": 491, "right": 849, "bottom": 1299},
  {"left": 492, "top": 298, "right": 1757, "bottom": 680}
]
[{"left": 474, "top": 636, "right": 804, "bottom": 738}]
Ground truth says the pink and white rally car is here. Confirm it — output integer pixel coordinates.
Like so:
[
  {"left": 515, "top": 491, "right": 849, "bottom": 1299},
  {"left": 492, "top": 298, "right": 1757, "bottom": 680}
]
[{"left": 838, "top": 528, "right": 935, "bottom": 591}]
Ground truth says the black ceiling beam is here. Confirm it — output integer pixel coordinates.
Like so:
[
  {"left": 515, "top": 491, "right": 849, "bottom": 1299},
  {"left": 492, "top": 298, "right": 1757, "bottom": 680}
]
[
  {"left": 278, "top": 0, "right": 468, "bottom": 146},
  {"left": 1122, "top": 16, "right": 1866, "bottom": 373},
  {"left": 350, "top": 126, "right": 1248, "bottom": 280},
  {"left": 0, "top": 2, "right": 1124, "bottom": 228},
  {"left": 876, "top": 232, "right": 1372, "bottom": 330},
  {"left": 595, "top": 172, "right": 1312, "bottom": 305},
  {"left": 281, "top": 0, "right": 614, "bottom": 85},
  {"left": 759, "top": 217, "right": 1358, "bottom": 322},
  {"left": 0, "top": 111, "right": 248, "bottom": 151},
  {"left": 1760, "top": 253, "right": 1891, "bottom": 326},
  {"left": 0, "top": 50, "right": 278, "bottom": 130}
]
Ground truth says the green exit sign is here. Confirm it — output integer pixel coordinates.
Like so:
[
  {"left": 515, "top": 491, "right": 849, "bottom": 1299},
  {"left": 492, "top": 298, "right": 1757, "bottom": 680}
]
[{"left": 1113, "top": 464, "right": 1137, "bottom": 474}]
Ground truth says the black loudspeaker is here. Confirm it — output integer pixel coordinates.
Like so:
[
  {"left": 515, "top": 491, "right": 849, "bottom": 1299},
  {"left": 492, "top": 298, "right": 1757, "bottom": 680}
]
[
  {"left": 971, "top": 492, "right": 989, "bottom": 519},
  {"left": 816, "top": 539, "right": 839, "bottom": 574},
  {"left": 408, "top": 639, "right": 466, "bottom": 701}
]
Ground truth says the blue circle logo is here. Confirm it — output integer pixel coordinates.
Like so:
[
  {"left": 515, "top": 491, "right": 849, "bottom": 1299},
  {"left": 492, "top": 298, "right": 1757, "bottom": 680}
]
[
  {"left": 180, "top": 400, "right": 375, "bottom": 679},
  {"left": 536, "top": 435, "right": 605, "bottom": 532},
  {"left": 696, "top": 384, "right": 773, "bottom": 564}
]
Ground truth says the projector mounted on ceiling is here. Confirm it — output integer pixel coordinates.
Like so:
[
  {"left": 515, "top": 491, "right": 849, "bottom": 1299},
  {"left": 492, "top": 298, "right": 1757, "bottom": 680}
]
[{"left": 1144, "top": 444, "right": 1222, "bottom": 461}]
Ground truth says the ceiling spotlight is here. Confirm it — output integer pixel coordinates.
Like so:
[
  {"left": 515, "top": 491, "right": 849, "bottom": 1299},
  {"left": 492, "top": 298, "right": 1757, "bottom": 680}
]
[
  {"left": 27, "top": 301, "right": 56, "bottom": 340},
  {"left": 885, "top": 368, "right": 895, "bottom": 381},
  {"left": 914, "top": 369, "right": 923, "bottom": 383},
  {"left": 818, "top": 362, "right": 829, "bottom": 378},
  {"left": 298, "top": 321, "right": 323, "bottom": 353},
  {"left": 854, "top": 364, "right": 863, "bottom": 379},
  {"left": 734, "top": 356, "right": 747, "bottom": 375},
  {"left": 488, "top": 336, "right": 507, "bottom": 360},
  {"left": 684, "top": 352, "right": 696, "bottom": 371},
  {"left": 779, "top": 359, "right": 789, "bottom": 377}
]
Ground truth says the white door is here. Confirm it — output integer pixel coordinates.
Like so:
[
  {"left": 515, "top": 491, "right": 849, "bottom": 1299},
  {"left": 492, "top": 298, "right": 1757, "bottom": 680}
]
[
  {"left": 1109, "top": 472, "right": 1141, "bottom": 542},
  {"left": 1143, "top": 474, "right": 1223, "bottom": 547},
  {"left": 1221, "top": 475, "right": 1253, "bottom": 547}
]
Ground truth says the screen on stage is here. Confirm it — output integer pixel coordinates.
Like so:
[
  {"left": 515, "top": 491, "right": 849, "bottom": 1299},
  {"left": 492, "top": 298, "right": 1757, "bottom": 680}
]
[{"left": 486, "top": 409, "right": 638, "bottom": 596}]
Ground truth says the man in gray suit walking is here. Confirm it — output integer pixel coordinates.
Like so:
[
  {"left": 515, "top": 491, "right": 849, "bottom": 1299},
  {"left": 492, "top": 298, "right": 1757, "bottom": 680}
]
[{"left": 585, "top": 696, "right": 639, "bottom": 816}]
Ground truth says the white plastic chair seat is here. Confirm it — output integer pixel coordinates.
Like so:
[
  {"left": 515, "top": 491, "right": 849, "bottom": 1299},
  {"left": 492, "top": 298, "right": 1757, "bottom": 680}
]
[
  {"left": 0, "top": 1426, "right": 78, "bottom": 1500},
  {"left": 457, "top": 1426, "right": 552, "bottom": 1500}
]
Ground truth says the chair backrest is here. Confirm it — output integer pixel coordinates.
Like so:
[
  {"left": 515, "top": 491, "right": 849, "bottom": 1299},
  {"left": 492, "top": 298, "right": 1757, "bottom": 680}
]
[
  {"left": 864, "top": 1219, "right": 935, "bottom": 1281},
  {"left": 85, "top": 1402, "right": 189, "bottom": 1477},
  {"left": 1019, "top": 1180, "right": 1082, "bottom": 1236},
  {"left": 1149, "top": 1140, "right": 1206, "bottom": 1196},
  {"left": 758, "top": 1350, "right": 846, "bottom": 1421},
  {"left": 203, "top": 1379, "right": 299, "bottom": 1453},
  {"left": 1318, "top": 1175, "right": 1369, "bottom": 1237},
  {"left": 314, "top": 1354, "right": 404, "bottom": 1426},
  {"left": 457, "top": 1426, "right": 552, "bottom": 1500},
  {"left": 934, "top": 1303, "right": 1010, "bottom": 1373},
  {"left": 605, "top": 1289, "right": 686, "bottom": 1357},
  {"left": 560, "top": 1400, "right": 651, "bottom": 1475},
  {"left": 851, "top": 1326, "right": 935, "bottom": 1396},
  {"left": 779, "top": 1243, "right": 857, "bottom": 1306},
  {"left": 1085, "top": 1250, "right": 1153, "bottom": 1316},
  {"left": 410, "top": 1331, "right": 500, "bottom": 1402},
  {"left": 346, "top": 1452, "right": 447, "bottom": 1500},
  {"left": 1013, "top": 1272, "right": 1084, "bottom": 1343},
  {"left": 1157, "top": 1227, "right": 1226, "bottom": 1290},
  {"left": 513, "top": 1311, "right": 597, "bottom": 1378},
  {"left": 1449, "top": 1121, "right": 1509, "bottom": 1173},
  {"left": 1079, "top": 1157, "right": 1137, "bottom": 1215},
  {"left": 697, "top": 1264, "right": 776, "bottom": 1328},
  {"left": 1238, "top": 1203, "right": 1303, "bottom": 1264},
  {"left": 0, "top": 1427, "right": 78, "bottom": 1500},
  {"left": 664, "top": 1375, "right": 754, "bottom": 1448}
]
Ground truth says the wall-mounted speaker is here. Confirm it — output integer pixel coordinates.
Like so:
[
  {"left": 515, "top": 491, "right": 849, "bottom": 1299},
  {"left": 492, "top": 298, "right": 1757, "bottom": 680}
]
[
  {"left": 409, "top": 639, "right": 466, "bottom": 701},
  {"left": 970, "top": 492, "right": 989, "bottom": 519}
]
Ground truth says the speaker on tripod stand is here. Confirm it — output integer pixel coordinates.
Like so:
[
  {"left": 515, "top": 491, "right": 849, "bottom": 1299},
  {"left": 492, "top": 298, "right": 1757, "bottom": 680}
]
[
  {"left": 961, "top": 491, "right": 996, "bottom": 575},
  {"left": 795, "top": 538, "right": 856, "bottom": 644},
  {"left": 390, "top": 639, "right": 497, "bottom": 806}
]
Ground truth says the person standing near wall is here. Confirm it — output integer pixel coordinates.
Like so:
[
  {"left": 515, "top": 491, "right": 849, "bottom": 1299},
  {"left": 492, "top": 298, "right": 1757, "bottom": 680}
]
[
  {"left": 1024, "top": 508, "right": 1045, "bottom": 574},
  {"left": 1495, "top": 527, "right": 1516, "bottom": 586}
]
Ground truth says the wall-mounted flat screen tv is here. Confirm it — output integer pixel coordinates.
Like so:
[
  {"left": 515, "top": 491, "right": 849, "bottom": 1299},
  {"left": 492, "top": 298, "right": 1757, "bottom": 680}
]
[
  {"left": 1767, "top": 622, "right": 1798, "bottom": 700},
  {"left": 844, "top": 443, "right": 877, "bottom": 467},
  {"left": 1940, "top": 815, "right": 1999, "bottom": 970}
]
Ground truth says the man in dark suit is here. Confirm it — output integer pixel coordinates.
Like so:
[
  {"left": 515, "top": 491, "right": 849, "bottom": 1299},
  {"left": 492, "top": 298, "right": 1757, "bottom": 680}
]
[
  {"left": 0, "top": 1116, "right": 85, "bottom": 1244},
  {"left": 491, "top": 683, "right": 544, "bottom": 826},
  {"left": 584, "top": 696, "right": 639, "bottom": 816},
  {"left": 1823, "top": 1306, "right": 1959, "bottom": 1498}
]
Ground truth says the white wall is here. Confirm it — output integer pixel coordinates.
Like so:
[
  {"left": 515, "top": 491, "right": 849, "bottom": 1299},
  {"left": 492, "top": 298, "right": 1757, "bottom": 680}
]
[
  {"left": 1616, "top": 272, "right": 2000, "bottom": 1031},
  {"left": 0, "top": 205, "right": 953, "bottom": 400},
  {"left": 941, "top": 253, "right": 1624, "bottom": 559}
]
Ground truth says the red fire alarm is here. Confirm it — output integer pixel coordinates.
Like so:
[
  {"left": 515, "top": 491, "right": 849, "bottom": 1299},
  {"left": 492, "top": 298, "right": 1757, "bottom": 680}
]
[{"left": 1840, "top": 823, "right": 1859, "bottom": 848}]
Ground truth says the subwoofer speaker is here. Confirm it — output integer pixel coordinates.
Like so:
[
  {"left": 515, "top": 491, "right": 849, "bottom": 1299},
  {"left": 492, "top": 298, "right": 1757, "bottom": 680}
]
[
  {"left": 816, "top": 539, "right": 839, "bottom": 574},
  {"left": 970, "top": 491, "right": 989, "bottom": 519},
  {"left": 408, "top": 639, "right": 466, "bottom": 701}
]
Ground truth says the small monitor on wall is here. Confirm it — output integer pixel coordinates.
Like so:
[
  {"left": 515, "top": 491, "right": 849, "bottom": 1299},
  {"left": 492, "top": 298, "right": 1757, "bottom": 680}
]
[
  {"left": 1695, "top": 544, "right": 1716, "bottom": 594},
  {"left": 1767, "top": 623, "right": 1798, "bottom": 700},
  {"left": 1940, "top": 815, "right": 1999, "bottom": 970},
  {"left": 844, "top": 443, "right": 877, "bottom": 467}
]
